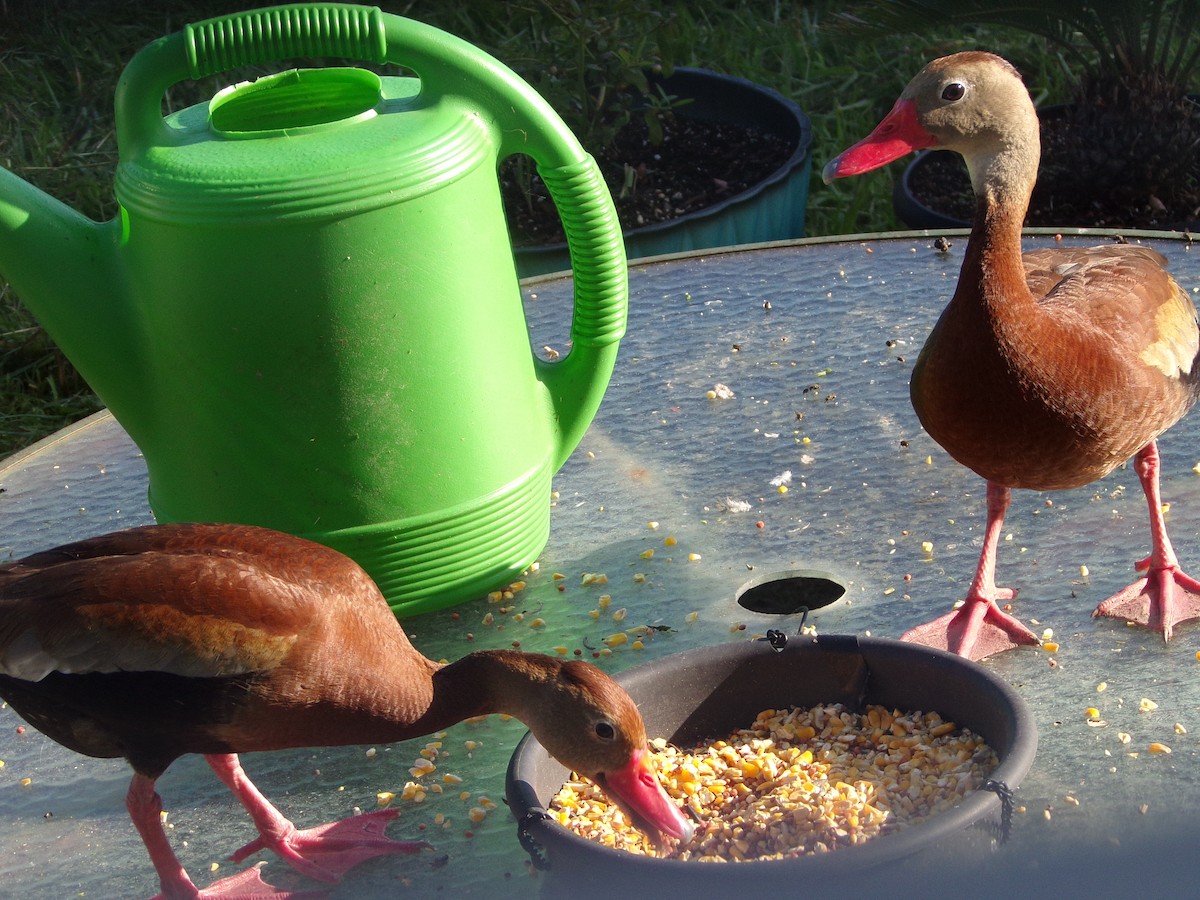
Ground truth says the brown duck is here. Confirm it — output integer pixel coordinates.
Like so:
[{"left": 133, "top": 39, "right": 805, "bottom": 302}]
[
  {"left": 0, "top": 523, "right": 693, "bottom": 898},
  {"left": 823, "top": 51, "right": 1200, "bottom": 660}
]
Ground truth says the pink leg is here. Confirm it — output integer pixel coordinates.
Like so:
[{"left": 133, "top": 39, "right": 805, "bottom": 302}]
[
  {"left": 126, "top": 773, "right": 311, "bottom": 900},
  {"left": 1093, "top": 442, "right": 1200, "bottom": 640},
  {"left": 902, "top": 483, "right": 1041, "bottom": 660},
  {"left": 207, "top": 755, "right": 430, "bottom": 884}
]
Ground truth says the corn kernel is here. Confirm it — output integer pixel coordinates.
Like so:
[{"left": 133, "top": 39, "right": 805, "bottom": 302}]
[
  {"left": 603, "top": 633, "right": 628, "bottom": 647},
  {"left": 640, "top": 549, "right": 655, "bottom": 559},
  {"left": 1149, "top": 742, "right": 1172, "bottom": 754}
]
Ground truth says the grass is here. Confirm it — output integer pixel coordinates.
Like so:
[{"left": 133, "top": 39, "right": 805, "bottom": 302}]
[{"left": 0, "top": 0, "right": 1072, "bottom": 457}]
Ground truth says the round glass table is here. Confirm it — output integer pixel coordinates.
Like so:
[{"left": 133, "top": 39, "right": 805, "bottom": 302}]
[{"left": 2, "top": 231, "right": 1199, "bottom": 897}]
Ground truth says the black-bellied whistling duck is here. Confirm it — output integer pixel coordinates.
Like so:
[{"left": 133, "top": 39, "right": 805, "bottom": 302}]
[
  {"left": 0, "top": 523, "right": 694, "bottom": 898},
  {"left": 823, "top": 51, "right": 1200, "bottom": 660}
]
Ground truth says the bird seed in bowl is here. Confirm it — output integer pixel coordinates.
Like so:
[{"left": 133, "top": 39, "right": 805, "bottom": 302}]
[{"left": 551, "top": 702, "right": 998, "bottom": 861}]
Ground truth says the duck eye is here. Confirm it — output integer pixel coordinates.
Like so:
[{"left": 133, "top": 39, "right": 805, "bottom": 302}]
[
  {"left": 594, "top": 720, "right": 616, "bottom": 741},
  {"left": 941, "top": 82, "right": 966, "bottom": 102}
]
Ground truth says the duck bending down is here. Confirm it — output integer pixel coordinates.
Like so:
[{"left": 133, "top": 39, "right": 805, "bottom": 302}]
[
  {"left": 823, "top": 51, "right": 1200, "bottom": 660},
  {"left": 0, "top": 523, "right": 693, "bottom": 898}
]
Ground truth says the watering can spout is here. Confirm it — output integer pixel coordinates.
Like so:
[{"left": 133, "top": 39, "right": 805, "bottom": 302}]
[{"left": 0, "top": 165, "right": 134, "bottom": 407}]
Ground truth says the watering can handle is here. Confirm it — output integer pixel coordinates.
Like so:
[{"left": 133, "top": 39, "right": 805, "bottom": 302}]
[{"left": 116, "top": 3, "right": 627, "bottom": 466}]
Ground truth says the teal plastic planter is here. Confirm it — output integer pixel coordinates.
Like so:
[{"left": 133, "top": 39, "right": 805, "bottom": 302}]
[{"left": 516, "top": 68, "right": 813, "bottom": 277}]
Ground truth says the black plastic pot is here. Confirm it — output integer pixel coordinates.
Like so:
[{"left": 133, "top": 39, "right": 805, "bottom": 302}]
[
  {"left": 894, "top": 149, "right": 972, "bottom": 229},
  {"left": 506, "top": 634, "right": 1036, "bottom": 895},
  {"left": 895, "top": 99, "right": 1200, "bottom": 231},
  {"left": 515, "top": 67, "right": 813, "bottom": 277}
]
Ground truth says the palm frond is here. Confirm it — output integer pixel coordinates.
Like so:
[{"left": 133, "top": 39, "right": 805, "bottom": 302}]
[{"left": 845, "top": 0, "right": 1200, "bottom": 92}]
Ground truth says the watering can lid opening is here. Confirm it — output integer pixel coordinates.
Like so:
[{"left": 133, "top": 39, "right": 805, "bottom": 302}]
[{"left": 208, "top": 67, "right": 384, "bottom": 139}]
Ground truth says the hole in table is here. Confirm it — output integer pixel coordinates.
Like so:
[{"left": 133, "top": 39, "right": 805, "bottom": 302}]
[{"left": 736, "top": 570, "right": 845, "bottom": 616}]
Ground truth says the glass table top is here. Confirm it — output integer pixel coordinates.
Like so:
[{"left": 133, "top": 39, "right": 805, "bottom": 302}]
[{"left": 2, "top": 231, "right": 1199, "bottom": 897}]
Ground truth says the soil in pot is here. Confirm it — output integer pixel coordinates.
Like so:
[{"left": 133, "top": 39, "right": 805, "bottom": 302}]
[
  {"left": 501, "top": 112, "right": 794, "bottom": 247},
  {"left": 907, "top": 116, "right": 1200, "bottom": 231}
]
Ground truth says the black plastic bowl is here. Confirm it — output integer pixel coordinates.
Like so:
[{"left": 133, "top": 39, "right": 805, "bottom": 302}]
[{"left": 506, "top": 634, "right": 1037, "bottom": 894}]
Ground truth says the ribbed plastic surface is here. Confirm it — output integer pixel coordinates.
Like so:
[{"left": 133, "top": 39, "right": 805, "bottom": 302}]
[
  {"left": 539, "top": 157, "right": 628, "bottom": 347},
  {"left": 184, "top": 3, "right": 387, "bottom": 77},
  {"left": 313, "top": 459, "right": 553, "bottom": 616}
]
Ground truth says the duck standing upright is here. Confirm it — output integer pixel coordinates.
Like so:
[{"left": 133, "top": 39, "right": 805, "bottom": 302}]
[
  {"left": 0, "top": 523, "right": 694, "bottom": 899},
  {"left": 823, "top": 51, "right": 1200, "bottom": 660}
]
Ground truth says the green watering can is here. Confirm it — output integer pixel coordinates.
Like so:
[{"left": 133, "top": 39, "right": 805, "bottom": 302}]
[{"left": 0, "top": 4, "right": 627, "bottom": 616}]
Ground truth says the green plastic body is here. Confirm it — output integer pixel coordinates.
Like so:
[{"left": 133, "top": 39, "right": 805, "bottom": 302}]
[{"left": 0, "top": 5, "right": 627, "bottom": 615}]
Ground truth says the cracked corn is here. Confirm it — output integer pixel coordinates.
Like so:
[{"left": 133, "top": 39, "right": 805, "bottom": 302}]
[{"left": 551, "top": 703, "right": 998, "bottom": 861}]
